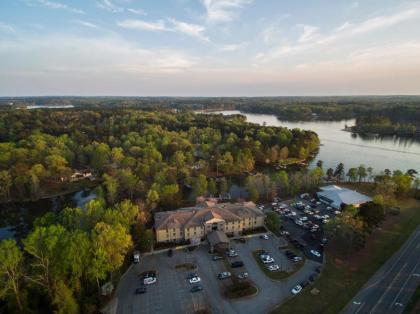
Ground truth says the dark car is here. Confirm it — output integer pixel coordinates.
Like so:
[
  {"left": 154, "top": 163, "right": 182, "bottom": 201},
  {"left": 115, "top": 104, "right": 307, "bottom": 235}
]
[
  {"left": 300, "top": 280, "right": 309, "bottom": 288},
  {"left": 190, "top": 285, "right": 203, "bottom": 293},
  {"left": 231, "top": 261, "right": 244, "bottom": 268},
  {"left": 135, "top": 286, "right": 147, "bottom": 294},
  {"left": 167, "top": 249, "right": 173, "bottom": 257},
  {"left": 315, "top": 266, "right": 322, "bottom": 273}
]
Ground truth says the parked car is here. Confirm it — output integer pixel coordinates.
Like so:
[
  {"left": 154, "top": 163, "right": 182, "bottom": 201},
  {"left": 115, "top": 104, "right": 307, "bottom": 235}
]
[
  {"left": 133, "top": 250, "right": 140, "bottom": 264},
  {"left": 190, "top": 285, "right": 203, "bottom": 293},
  {"left": 239, "top": 237, "right": 247, "bottom": 243},
  {"left": 212, "top": 255, "right": 222, "bottom": 261},
  {"left": 291, "top": 285, "right": 302, "bottom": 295},
  {"left": 231, "top": 261, "right": 244, "bottom": 268},
  {"left": 218, "top": 272, "right": 232, "bottom": 279},
  {"left": 280, "top": 231, "right": 290, "bottom": 236},
  {"left": 260, "top": 234, "right": 269, "bottom": 240},
  {"left": 293, "top": 256, "right": 303, "bottom": 262},
  {"left": 267, "top": 264, "right": 280, "bottom": 271},
  {"left": 262, "top": 256, "right": 274, "bottom": 264},
  {"left": 237, "top": 272, "right": 249, "bottom": 279},
  {"left": 135, "top": 286, "right": 147, "bottom": 294},
  {"left": 188, "top": 276, "right": 201, "bottom": 284},
  {"left": 167, "top": 249, "right": 173, "bottom": 257},
  {"left": 310, "top": 250, "right": 321, "bottom": 257},
  {"left": 227, "top": 249, "right": 238, "bottom": 257},
  {"left": 143, "top": 277, "right": 157, "bottom": 285}
]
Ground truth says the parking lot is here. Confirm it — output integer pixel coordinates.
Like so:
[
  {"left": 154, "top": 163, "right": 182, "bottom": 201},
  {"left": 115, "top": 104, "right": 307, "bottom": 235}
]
[
  {"left": 264, "top": 194, "right": 341, "bottom": 263},
  {"left": 116, "top": 234, "right": 322, "bottom": 314}
]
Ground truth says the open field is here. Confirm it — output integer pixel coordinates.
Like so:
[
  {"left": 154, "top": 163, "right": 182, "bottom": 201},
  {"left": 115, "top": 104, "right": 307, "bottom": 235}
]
[{"left": 271, "top": 197, "right": 420, "bottom": 314}]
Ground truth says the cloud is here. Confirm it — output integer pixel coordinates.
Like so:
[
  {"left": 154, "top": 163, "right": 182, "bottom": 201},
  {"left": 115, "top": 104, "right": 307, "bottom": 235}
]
[
  {"left": 127, "top": 8, "right": 147, "bottom": 16},
  {"left": 117, "top": 19, "right": 167, "bottom": 31},
  {"left": 0, "top": 35, "right": 198, "bottom": 75},
  {"left": 169, "top": 19, "right": 209, "bottom": 41},
  {"left": 0, "top": 22, "right": 15, "bottom": 33},
  {"left": 117, "top": 18, "right": 210, "bottom": 41},
  {"left": 201, "top": 0, "right": 253, "bottom": 23},
  {"left": 96, "top": 0, "right": 124, "bottom": 13},
  {"left": 33, "top": 0, "right": 85, "bottom": 14},
  {"left": 298, "top": 25, "right": 319, "bottom": 43},
  {"left": 256, "top": 6, "right": 420, "bottom": 62},
  {"left": 220, "top": 42, "right": 248, "bottom": 51},
  {"left": 74, "top": 20, "right": 98, "bottom": 29}
]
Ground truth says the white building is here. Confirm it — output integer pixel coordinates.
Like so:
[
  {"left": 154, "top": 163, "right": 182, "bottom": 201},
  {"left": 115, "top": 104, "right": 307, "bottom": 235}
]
[{"left": 317, "top": 185, "right": 372, "bottom": 209}]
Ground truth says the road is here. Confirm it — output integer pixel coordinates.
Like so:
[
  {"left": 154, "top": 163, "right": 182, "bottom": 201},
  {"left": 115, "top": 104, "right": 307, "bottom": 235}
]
[{"left": 342, "top": 226, "right": 420, "bottom": 314}]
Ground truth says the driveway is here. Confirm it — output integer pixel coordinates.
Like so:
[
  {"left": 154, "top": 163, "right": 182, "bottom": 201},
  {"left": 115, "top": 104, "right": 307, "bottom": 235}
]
[{"left": 115, "top": 234, "right": 322, "bottom": 314}]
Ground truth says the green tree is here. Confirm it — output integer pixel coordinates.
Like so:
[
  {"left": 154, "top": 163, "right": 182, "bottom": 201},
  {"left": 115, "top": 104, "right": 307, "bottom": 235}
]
[
  {"left": 52, "top": 281, "right": 79, "bottom": 314},
  {"left": 0, "top": 239, "right": 25, "bottom": 311},
  {"left": 357, "top": 164, "right": 367, "bottom": 182},
  {"left": 192, "top": 174, "right": 208, "bottom": 197},
  {"left": 347, "top": 168, "right": 358, "bottom": 182},
  {"left": 0, "top": 170, "right": 12, "bottom": 199},
  {"left": 265, "top": 212, "right": 281, "bottom": 234},
  {"left": 102, "top": 174, "right": 119, "bottom": 205},
  {"left": 92, "top": 222, "right": 132, "bottom": 278},
  {"left": 208, "top": 179, "right": 217, "bottom": 196},
  {"left": 334, "top": 163, "right": 345, "bottom": 182},
  {"left": 358, "top": 202, "right": 385, "bottom": 228}
]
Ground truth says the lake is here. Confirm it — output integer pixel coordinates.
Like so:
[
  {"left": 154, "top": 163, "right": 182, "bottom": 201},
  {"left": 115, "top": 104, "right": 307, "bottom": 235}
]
[
  {"left": 206, "top": 110, "right": 420, "bottom": 173},
  {"left": 0, "top": 189, "right": 96, "bottom": 241}
]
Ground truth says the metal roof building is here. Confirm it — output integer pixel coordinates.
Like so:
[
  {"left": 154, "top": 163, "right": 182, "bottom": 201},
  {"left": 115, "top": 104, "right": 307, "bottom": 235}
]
[{"left": 317, "top": 185, "right": 372, "bottom": 209}]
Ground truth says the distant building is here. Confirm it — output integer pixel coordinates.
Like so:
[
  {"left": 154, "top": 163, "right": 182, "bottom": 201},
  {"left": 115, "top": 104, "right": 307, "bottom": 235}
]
[
  {"left": 317, "top": 185, "right": 372, "bottom": 209},
  {"left": 154, "top": 201, "right": 265, "bottom": 244},
  {"left": 69, "top": 169, "right": 93, "bottom": 182}
]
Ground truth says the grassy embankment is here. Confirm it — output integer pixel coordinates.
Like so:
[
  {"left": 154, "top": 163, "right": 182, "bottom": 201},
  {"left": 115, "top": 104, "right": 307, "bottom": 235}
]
[{"left": 271, "top": 183, "right": 420, "bottom": 314}]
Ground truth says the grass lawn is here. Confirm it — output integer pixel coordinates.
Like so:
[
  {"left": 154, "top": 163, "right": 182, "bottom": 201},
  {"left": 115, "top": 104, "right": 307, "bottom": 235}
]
[
  {"left": 270, "top": 197, "right": 420, "bottom": 314},
  {"left": 403, "top": 285, "right": 420, "bottom": 314},
  {"left": 252, "top": 251, "right": 303, "bottom": 281}
]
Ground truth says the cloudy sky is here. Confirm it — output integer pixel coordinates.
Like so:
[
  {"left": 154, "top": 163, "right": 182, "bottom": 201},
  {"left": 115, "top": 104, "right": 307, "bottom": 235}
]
[{"left": 1, "top": 0, "right": 420, "bottom": 96}]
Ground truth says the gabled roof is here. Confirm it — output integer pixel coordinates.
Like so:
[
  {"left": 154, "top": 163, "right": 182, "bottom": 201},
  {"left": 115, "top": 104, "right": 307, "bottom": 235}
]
[
  {"left": 317, "top": 185, "right": 371, "bottom": 208},
  {"left": 207, "top": 230, "right": 229, "bottom": 246},
  {"left": 154, "top": 201, "right": 264, "bottom": 230}
]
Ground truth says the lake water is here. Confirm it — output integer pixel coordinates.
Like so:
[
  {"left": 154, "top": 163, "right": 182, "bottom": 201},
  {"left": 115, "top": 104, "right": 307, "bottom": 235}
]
[
  {"left": 206, "top": 110, "right": 420, "bottom": 173},
  {"left": 0, "top": 189, "right": 96, "bottom": 241}
]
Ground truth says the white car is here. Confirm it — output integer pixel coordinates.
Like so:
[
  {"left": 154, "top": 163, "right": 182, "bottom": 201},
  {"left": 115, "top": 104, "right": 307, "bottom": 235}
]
[
  {"left": 290, "top": 211, "right": 297, "bottom": 216},
  {"left": 310, "top": 250, "right": 321, "bottom": 257},
  {"left": 237, "top": 272, "right": 249, "bottom": 279},
  {"left": 262, "top": 257, "right": 275, "bottom": 264},
  {"left": 261, "top": 234, "right": 269, "bottom": 240},
  {"left": 143, "top": 277, "right": 157, "bottom": 285},
  {"left": 189, "top": 276, "right": 201, "bottom": 284},
  {"left": 322, "top": 219, "right": 329, "bottom": 224},
  {"left": 280, "top": 231, "right": 290, "bottom": 236},
  {"left": 295, "top": 220, "right": 303, "bottom": 226},
  {"left": 334, "top": 211, "right": 341, "bottom": 215},
  {"left": 267, "top": 264, "right": 280, "bottom": 271},
  {"left": 300, "top": 216, "right": 308, "bottom": 222},
  {"left": 291, "top": 285, "right": 302, "bottom": 295},
  {"left": 326, "top": 206, "right": 332, "bottom": 210},
  {"left": 293, "top": 256, "right": 303, "bottom": 262}
]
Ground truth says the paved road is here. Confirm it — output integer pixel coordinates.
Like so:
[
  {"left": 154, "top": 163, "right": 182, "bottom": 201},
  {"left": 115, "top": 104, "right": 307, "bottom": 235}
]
[
  {"left": 115, "top": 235, "right": 321, "bottom": 314},
  {"left": 342, "top": 226, "right": 420, "bottom": 314}
]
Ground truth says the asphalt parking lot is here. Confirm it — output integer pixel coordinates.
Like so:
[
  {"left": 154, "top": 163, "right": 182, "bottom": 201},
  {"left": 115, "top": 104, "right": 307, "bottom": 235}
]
[
  {"left": 264, "top": 195, "right": 340, "bottom": 263},
  {"left": 116, "top": 234, "right": 322, "bottom": 314}
]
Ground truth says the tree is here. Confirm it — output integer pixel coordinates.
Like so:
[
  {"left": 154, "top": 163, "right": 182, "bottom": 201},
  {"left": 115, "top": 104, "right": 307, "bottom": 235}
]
[
  {"left": 316, "top": 160, "right": 323, "bottom": 170},
  {"left": 347, "top": 168, "right": 358, "bottom": 182},
  {"left": 265, "top": 212, "right": 281, "bottom": 233},
  {"left": 192, "top": 174, "right": 208, "bottom": 197},
  {"left": 392, "top": 171, "right": 413, "bottom": 198},
  {"left": 0, "top": 239, "right": 25, "bottom": 311},
  {"left": 334, "top": 163, "right": 345, "bottom": 182},
  {"left": 23, "top": 224, "right": 69, "bottom": 301},
  {"left": 102, "top": 174, "right": 119, "bottom": 205},
  {"left": 146, "top": 189, "right": 159, "bottom": 209},
  {"left": 92, "top": 222, "right": 132, "bottom": 278},
  {"left": 52, "top": 281, "right": 79, "bottom": 314},
  {"left": 367, "top": 167, "right": 374, "bottom": 182},
  {"left": 357, "top": 164, "right": 367, "bottom": 182},
  {"left": 208, "top": 179, "right": 217, "bottom": 196},
  {"left": 326, "top": 168, "right": 334, "bottom": 180},
  {"left": 0, "top": 170, "right": 12, "bottom": 199},
  {"left": 358, "top": 202, "right": 385, "bottom": 228}
]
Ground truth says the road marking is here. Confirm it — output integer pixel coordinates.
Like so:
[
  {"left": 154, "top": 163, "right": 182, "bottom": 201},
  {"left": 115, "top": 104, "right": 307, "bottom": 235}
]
[
  {"left": 370, "top": 262, "right": 408, "bottom": 313},
  {"left": 364, "top": 228, "right": 420, "bottom": 290},
  {"left": 390, "top": 259, "right": 420, "bottom": 308}
]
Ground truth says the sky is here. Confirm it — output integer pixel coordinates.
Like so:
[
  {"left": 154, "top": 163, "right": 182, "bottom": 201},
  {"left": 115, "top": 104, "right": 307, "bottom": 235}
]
[{"left": 1, "top": 0, "right": 420, "bottom": 96}]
